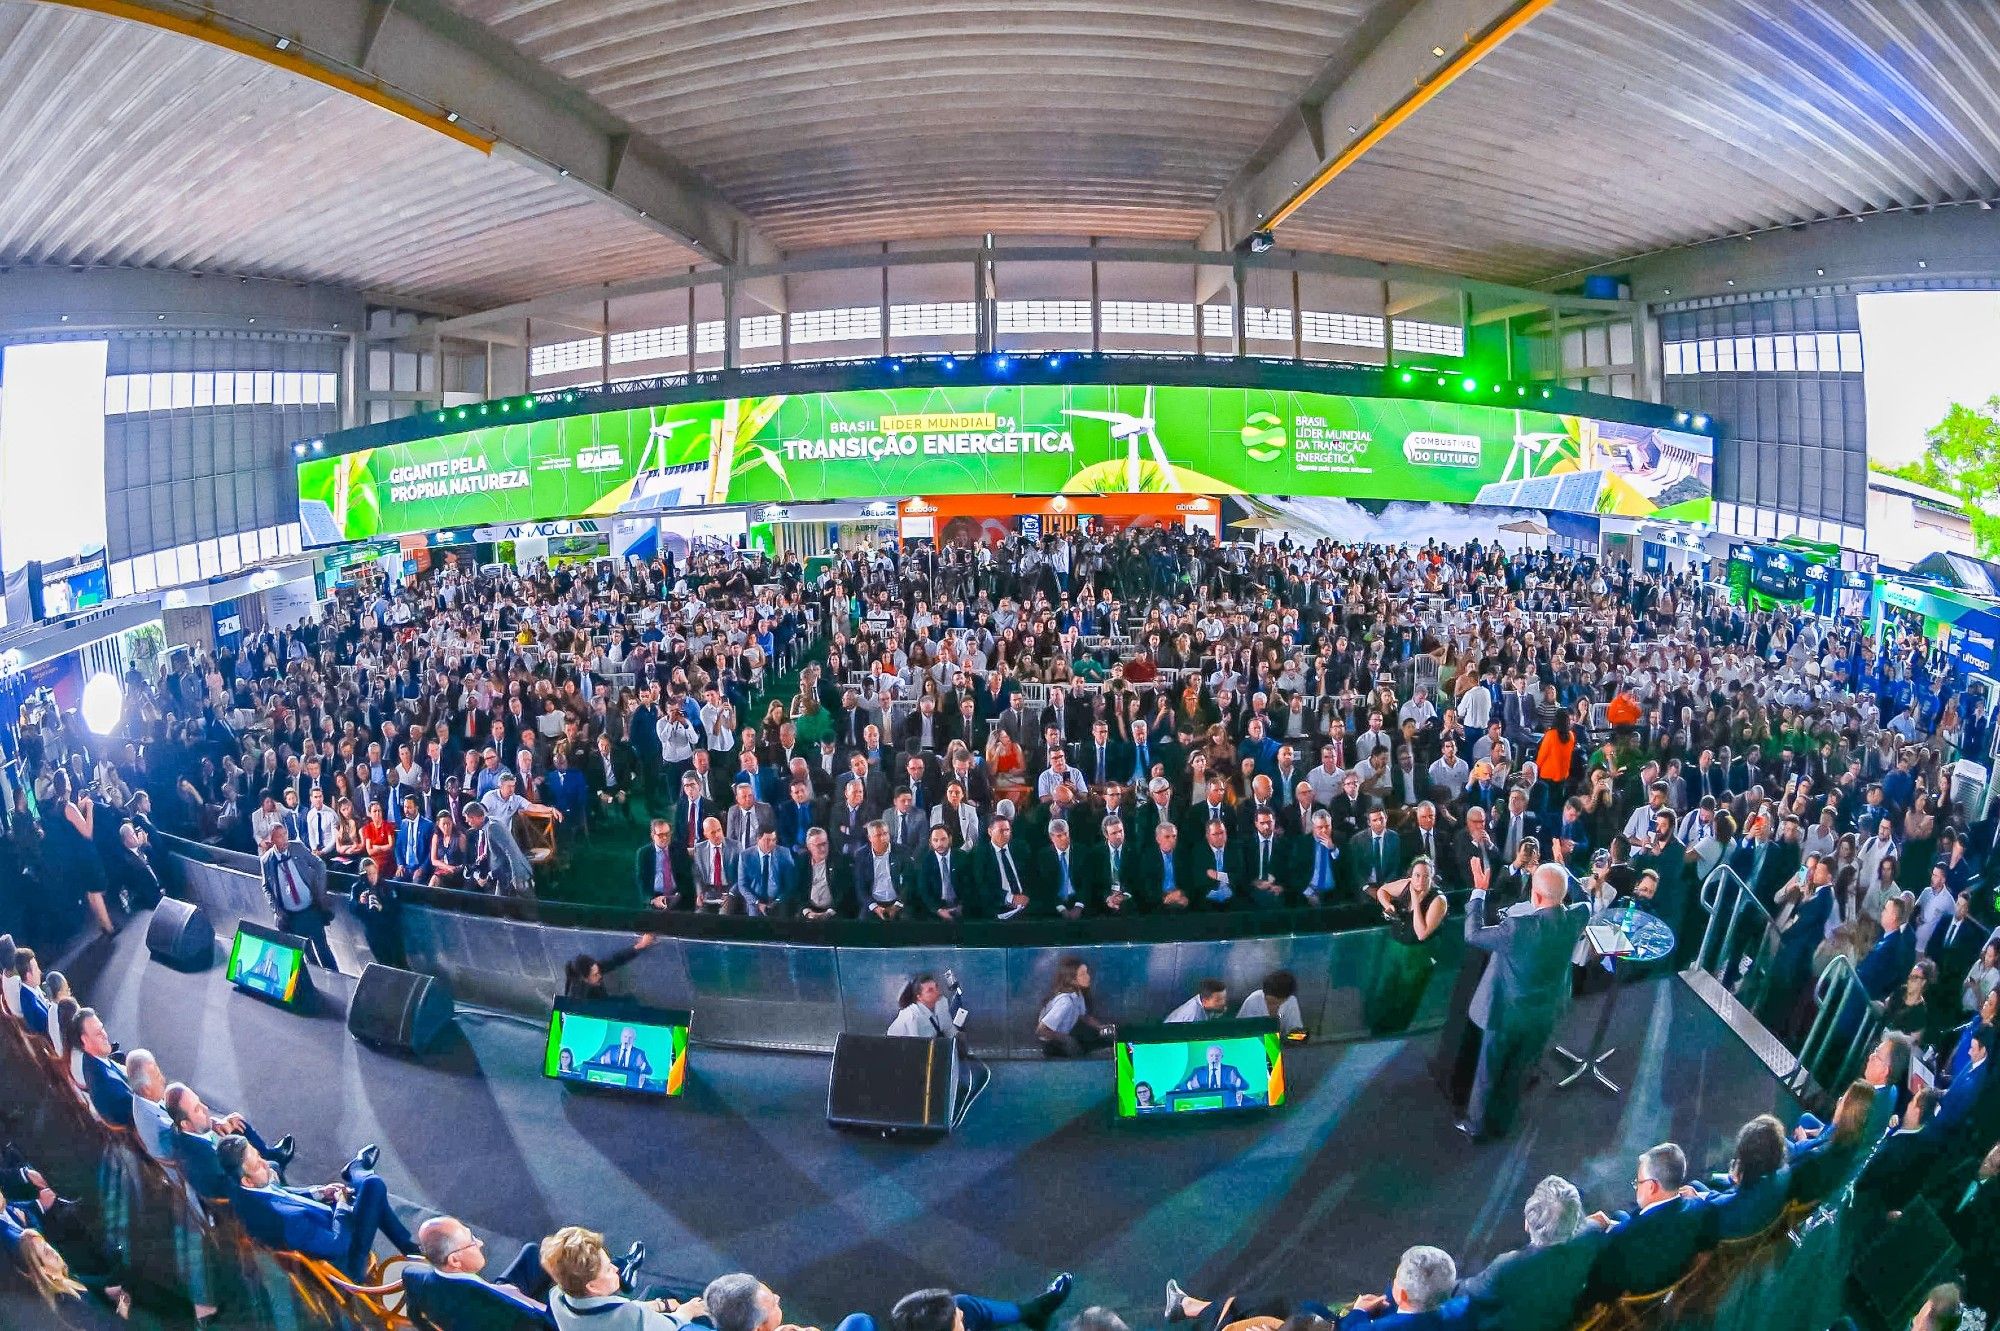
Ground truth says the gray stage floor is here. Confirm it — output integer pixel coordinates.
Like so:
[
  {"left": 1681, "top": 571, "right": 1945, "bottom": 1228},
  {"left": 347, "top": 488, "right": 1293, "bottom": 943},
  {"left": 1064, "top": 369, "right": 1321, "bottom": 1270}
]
[{"left": 64, "top": 922, "right": 1801, "bottom": 1326}]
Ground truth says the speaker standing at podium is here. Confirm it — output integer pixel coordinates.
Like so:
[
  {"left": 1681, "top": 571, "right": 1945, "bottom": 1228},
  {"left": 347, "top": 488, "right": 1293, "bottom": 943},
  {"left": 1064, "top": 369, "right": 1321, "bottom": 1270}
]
[{"left": 888, "top": 974, "right": 955, "bottom": 1038}]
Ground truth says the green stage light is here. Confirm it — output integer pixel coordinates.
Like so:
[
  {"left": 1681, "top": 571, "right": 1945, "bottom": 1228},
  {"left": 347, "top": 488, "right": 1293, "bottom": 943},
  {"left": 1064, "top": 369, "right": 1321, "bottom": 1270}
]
[
  {"left": 1517, "top": 386, "right": 1527, "bottom": 396},
  {"left": 456, "top": 409, "right": 467, "bottom": 420},
  {"left": 435, "top": 410, "right": 447, "bottom": 422},
  {"left": 1399, "top": 371, "right": 1414, "bottom": 385},
  {"left": 521, "top": 397, "right": 534, "bottom": 409},
  {"left": 1540, "top": 389, "right": 1552, "bottom": 398},
  {"left": 499, "top": 402, "right": 509, "bottom": 412},
  {"left": 1435, "top": 375, "right": 1447, "bottom": 387},
  {"left": 1461, "top": 376, "right": 1478, "bottom": 392}
]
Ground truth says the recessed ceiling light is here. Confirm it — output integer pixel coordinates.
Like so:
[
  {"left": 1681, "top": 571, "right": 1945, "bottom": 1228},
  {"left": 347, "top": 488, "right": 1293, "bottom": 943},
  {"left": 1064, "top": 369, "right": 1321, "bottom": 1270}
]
[
  {"left": 275, "top": 36, "right": 289, "bottom": 50},
  {"left": 1917, "top": 259, "right": 1928, "bottom": 268},
  {"left": 445, "top": 111, "right": 459, "bottom": 123},
  {"left": 1431, "top": 45, "right": 1446, "bottom": 56}
]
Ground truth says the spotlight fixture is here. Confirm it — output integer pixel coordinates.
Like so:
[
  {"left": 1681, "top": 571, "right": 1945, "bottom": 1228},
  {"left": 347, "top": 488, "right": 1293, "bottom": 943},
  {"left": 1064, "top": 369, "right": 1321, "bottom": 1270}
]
[
  {"left": 1692, "top": 415, "right": 1708, "bottom": 429},
  {"left": 1675, "top": 412, "right": 1690, "bottom": 425},
  {"left": 1398, "top": 371, "right": 1414, "bottom": 384},
  {"left": 1460, "top": 376, "right": 1478, "bottom": 392},
  {"left": 1047, "top": 355, "right": 1063, "bottom": 370},
  {"left": 311, "top": 438, "right": 325, "bottom": 452}
]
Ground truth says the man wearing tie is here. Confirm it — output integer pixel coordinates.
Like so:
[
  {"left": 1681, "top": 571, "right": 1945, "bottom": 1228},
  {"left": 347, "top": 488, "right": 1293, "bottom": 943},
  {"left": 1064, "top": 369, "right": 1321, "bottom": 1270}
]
[
  {"left": 692, "top": 817, "right": 738, "bottom": 913},
  {"left": 734, "top": 828, "right": 792, "bottom": 917},
  {"left": 724, "top": 784, "right": 774, "bottom": 861},
  {"left": 1345, "top": 808, "right": 1402, "bottom": 897},
  {"left": 1177, "top": 1045, "right": 1249, "bottom": 1097},
  {"left": 591, "top": 1027, "right": 653, "bottom": 1077},
  {"left": 635, "top": 819, "right": 682, "bottom": 910},
  {"left": 1236, "top": 809, "right": 1291, "bottom": 908},
  {"left": 833, "top": 779, "right": 876, "bottom": 858},
  {"left": 973, "top": 816, "right": 1031, "bottom": 919},
  {"left": 260, "top": 823, "right": 339, "bottom": 970},
  {"left": 1076, "top": 720, "right": 1125, "bottom": 790},
  {"left": 1296, "top": 810, "right": 1341, "bottom": 907},
  {"left": 1408, "top": 802, "right": 1444, "bottom": 873},
  {"left": 302, "top": 785, "right": 339, "bottom": 860},
  {"left": 1194, "top": 820, "right": 1238, "bottom": 911},
  {"left": 1093, "top": 815, "right": 1136, "bottom": 914},
  {"left": 917, "top": 824, "right": 971, "bottom": 921},
  {"left": 391, "top": 795, "right": 434, "bottom": 884},
  {"left": 1035, "top": 819, "right": 1089, "bottom": 920}
]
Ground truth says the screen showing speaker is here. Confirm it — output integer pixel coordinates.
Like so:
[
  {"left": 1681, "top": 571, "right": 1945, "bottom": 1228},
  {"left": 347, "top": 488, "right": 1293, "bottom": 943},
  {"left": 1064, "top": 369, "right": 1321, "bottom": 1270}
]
[
  {"left": 1114, "top": 1018, "right": 1285, "bottom": 1118},
  {"left": 226, "top": 923, "right": 306, "bottom": 1005},
  {"left": 544, "top": 999, "right": 689, "bottom": 1095}
]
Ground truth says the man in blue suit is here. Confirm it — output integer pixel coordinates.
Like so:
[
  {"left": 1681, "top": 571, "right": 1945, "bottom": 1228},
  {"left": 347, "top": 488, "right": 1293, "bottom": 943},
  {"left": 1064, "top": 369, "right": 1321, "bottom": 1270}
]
[
  {"left": 1927, "top": 1024, "right": 1989, "bottom": 1142},
  {"left": 588, "top": 1027, "right": 652, "bottom": 1079},
  {"left": 1176, "top": 1045, "right": 1250, "bottom": 1096},
  {"left": 1685, "top": 1115, "right": 1790, "bottom": 1239},
  {"left": 544, "top": 750, "right": 589, "bottom": 839},
  {"left": 219, "top": 1134, "right": 413, "bottom": 1280},
  {"left": 1583, "top": 1143, "right": 1717, "bottom": 1303},
  {"left": 1856, "top": 896, "right": 1917, "bottom": 999},
  {"left": 393, "top": 796, "right": 436, "bottom": 883},
  {"left": 1758, "top": 859, "right": 1834, "bottom": 1032},
  {"left": 74, "top": 1009, "right": 134, "bottom": 1129},
  {"left": 11, "top": 947, "right": 51, "bottom": 1042},
  {"left": 164, "top": 1082, "right": 294, "bottom": 1201},
  {"left": 1335, "top": 1245, "right": 1471, "bottom": 1329},
  {"left": 404, "top": 1214, "right": 557, "bottom": 1331},
  {"left": 734, "top": 828, "right": 794, "bottom": 918}
]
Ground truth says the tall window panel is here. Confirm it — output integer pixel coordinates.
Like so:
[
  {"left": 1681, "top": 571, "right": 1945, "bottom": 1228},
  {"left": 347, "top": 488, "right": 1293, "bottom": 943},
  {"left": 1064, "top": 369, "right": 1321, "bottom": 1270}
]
[
  {"left": 101, "top": 332, "right": 339, "bottom": 571},
  {"left": 1660, "top": 294, "right": 1866, "bottom": 532}
]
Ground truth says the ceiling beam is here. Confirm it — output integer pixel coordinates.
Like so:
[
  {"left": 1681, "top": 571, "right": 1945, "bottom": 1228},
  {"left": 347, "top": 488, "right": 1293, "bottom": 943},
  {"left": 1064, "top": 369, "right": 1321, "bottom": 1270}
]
[
  {"left": 1204, "top": 0, "right": 1555, "bottom": 251},
  {"left": 1469, "top": 299, "right": 1548, "bottom": 326},
  {"left": 49, "top": 0, "right": 772, "bottom": 267}
]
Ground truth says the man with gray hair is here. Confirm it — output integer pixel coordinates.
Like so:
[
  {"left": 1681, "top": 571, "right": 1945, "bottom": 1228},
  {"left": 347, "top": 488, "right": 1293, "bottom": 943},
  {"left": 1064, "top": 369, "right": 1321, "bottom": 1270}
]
[
  {"left": 1456, "top": 1176, "right": 1604, "bottom": 1331},
  {"left": 121, "top": 1049, "right": 174, "bottom": 1161},
  {"left": 1338, "top": 1244, "right": 1464, "bottom": 1327},
  {"left": 1584, "top": 1142, "right": 1717, "bottom": 1303},
  {"left": 1455, "top": 861, "right": 1588, "bottom": 1142},
  {"left": 401, "top": 1213, "right": 558, "bottom": 1329}
]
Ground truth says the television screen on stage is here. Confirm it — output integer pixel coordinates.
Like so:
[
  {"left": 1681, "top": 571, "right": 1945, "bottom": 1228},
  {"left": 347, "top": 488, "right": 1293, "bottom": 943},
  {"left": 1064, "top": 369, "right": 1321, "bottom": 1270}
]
[
  {"left": 1114, "top": 1018, "right": 1285, "bottom": 1118},
  {"left": 544, "top": 999, "right": 690, "bottom": 1096},
  {"left": 296, "top": 380, "right": 1713, "bottom": 543},
  {"left": 225, "top": 923, "right": 306, "bottom": 1004}
]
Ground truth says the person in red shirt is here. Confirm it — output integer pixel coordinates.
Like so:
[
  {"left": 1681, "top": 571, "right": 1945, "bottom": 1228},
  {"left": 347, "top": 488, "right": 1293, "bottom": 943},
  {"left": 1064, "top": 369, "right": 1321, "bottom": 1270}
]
[{"left": 359, "top": 801, "right": 395, "bottom": 880}]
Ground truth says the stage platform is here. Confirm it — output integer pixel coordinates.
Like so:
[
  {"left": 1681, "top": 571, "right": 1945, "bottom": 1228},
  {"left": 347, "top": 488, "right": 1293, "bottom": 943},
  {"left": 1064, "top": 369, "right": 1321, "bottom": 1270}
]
[{"left": 65, "top": 922, "right": 1802, "bottom": 1326}]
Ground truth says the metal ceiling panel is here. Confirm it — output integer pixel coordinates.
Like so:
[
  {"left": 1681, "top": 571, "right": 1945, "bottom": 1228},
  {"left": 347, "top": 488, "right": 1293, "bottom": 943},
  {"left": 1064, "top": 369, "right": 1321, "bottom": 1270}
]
[
  {"left": 1280, "top": 0, "right": 2000, "bottom": 282},
  {"left": 437, "top": 0, "right": 1379, "bottom": 251},
  {"left": 0, "top": 1, "right": 700, "bottom": 307}
]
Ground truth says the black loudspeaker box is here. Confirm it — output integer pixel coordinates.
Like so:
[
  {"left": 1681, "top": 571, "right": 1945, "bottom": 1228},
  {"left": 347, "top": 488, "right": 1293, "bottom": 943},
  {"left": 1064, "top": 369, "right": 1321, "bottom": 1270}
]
[
  {"left": 346, "top": 963, "right": 457, "bottom": 1056},
  {"left": 826, "top": 1033, "right": 958, "bottom": 1138},
  {"left": 1851, "top": 1197, "right": 1960, "bottom": 1326},
  {"left": 145, "top": 899, "right": 215, "bottom": 972}
]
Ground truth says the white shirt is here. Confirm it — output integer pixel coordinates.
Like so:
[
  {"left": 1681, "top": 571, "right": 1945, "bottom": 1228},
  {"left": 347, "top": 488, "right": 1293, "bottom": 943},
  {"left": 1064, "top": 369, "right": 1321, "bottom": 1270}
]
[
  {"left": 1038, "top": 990, "right": 1086, "bottom": 1035},
  {"left": 1165, "top": 994, "right": 1212, "bottom": 1024},
  {"left": 1237, "top": 989, "right": 1304, "bottom": 1034},
  {"left": 888, "top": 1001, "right": 952, "bottom": 1038}
]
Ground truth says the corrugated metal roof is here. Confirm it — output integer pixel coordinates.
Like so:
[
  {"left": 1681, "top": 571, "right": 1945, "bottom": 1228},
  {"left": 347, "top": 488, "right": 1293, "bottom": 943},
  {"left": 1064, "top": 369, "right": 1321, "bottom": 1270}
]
[
  {"left": 1281, "top": 0, "right": 2000, "bottom": 282},
  {"left": 5, "top": 0, "right": 2000, "bottom": 304},
  {"left": 0, "top": 1, "right": 699, "bottom": 307},
  {"left": 435, "top": 0, "right": 1377, "bottom": 251}
]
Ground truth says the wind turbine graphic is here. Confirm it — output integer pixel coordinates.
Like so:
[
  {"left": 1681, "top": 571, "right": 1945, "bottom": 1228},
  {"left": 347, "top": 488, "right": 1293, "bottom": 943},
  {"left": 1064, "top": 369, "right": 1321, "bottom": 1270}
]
[
  {"left": 1063, "top": 385, "right": 1177, "bottom": 492},
  {"left": 1503, "top": 409, "right": 1570, "bottom": 484}
]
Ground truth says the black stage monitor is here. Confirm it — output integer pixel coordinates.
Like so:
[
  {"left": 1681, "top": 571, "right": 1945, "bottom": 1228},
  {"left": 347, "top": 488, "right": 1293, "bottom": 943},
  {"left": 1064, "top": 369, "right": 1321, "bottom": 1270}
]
[
  {"left": 145, "top": 899, "right": 214, "bottom": 972},
  {"left": 348, "top": 964, "right": 457, "bottom": 1056}
]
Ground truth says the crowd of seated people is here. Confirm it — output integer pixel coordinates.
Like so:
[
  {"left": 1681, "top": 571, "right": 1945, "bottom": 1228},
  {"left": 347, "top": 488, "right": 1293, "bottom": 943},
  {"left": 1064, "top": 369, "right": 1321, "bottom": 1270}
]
[
  {"left": 1159, "top": 1037, "right": 1997, "bottom": 1330},
  {"left": 4, "top": 530, "right": 1993, "bottom": 961}
]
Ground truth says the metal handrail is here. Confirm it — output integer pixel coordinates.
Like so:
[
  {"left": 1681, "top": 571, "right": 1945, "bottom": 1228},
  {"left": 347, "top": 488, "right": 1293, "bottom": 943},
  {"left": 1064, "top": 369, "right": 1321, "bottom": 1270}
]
[
  {"left": 1694, "top": 864, "right": 1774, "bottom": 982},
  {"left": 1794, "top": 953, "right": 1883, "bottom": 1097}
]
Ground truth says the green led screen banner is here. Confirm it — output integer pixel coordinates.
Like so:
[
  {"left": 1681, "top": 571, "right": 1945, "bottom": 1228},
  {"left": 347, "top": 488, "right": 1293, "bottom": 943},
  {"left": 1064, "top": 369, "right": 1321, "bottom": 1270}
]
[{"left": 296, "top": 383, "right": 1714, "bottom": 543}]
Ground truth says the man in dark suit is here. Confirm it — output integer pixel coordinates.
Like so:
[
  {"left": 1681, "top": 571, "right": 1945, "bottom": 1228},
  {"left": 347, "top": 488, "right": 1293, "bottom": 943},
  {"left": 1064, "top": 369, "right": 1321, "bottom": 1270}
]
[
  {"left": 1135, "top": 821, "right": 1190, "bottom": 913},
  {"left": 914, "top": 824, "right": 976, "bottom": 920},
  {"left": 1345, "top": 809, "right": 1403, "bottom": 896},
  {"left": 1232, "top": 809, "right": 1294, "bottom": 909},
  {"left": 1927, "top": 1024, "right": 1989, "bottom": 1142},
  {"left": 1458, "top": 863, "right": 1589, "bottom": 1141},
  {"left": 672, "top": 773, "right": 715, "bottom": 882},
  {"left": 259, "top": 822, "right": 339, "bottom": 971},
  {"left": 219, "top": 1134, "right": 415, "bottom": 1280},
  {"left": 1457, "top": 1175, "right": 1605, "bottom": 1331},
  {"left": 1033, "top": 818, "right": 1092, "bottom": 919},
  {"left": 1073, "top": 721, "right": 1129, "bottom": 790},
  {"left": 1491, "top": 790, "right": 1540, "bottom": 866},
  {"left": 75, "top": 1009, "right": 134, "bottom": 1128},
  {"left": 1925, "top": 891, "right": 1986, "bottom": 998},
  {"left": 969, "top": 816, "right": 1033, "bottom": 919},
  {"left": 1856, "top": 895, "right": 1918, "bottom": 999},
  {"left": 634, "top": 819, "right": 684, "bottom": 910},
  {"left": 790, "top": 828, "right": 854, "bottom": 919},
  {"left": 1758, "top": 858, "right": 1835, "bottom": 1032},
  {"left": 405, "top": 1214, "right": 558, "bottom": 1331},
  {"left": 850, "top": 820, "right": 910, "bottom": 921},
  {"left": 1583, "top": 1143, "right": 1717, "bottom": 1303},
  {"left": 164, "top": 1082, "right": 295, "bottom": 1202}
]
